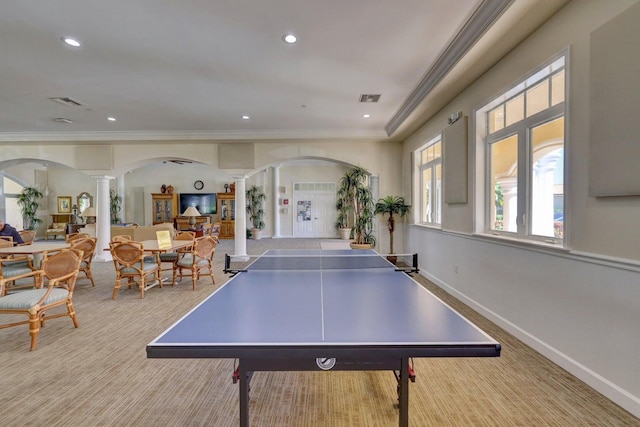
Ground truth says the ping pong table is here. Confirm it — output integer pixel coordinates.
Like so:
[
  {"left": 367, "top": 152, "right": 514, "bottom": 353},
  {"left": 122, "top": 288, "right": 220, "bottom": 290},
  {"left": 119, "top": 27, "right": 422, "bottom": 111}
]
[{"left": 147, "top": 249, "right": 500, "bottom": 426}]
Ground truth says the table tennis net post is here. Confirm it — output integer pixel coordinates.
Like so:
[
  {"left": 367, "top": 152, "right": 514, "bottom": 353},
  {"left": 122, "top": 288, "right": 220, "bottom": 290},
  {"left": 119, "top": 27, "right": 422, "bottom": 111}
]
[{"left": 224, "top": 253, "right": 418, "bottom": 275}]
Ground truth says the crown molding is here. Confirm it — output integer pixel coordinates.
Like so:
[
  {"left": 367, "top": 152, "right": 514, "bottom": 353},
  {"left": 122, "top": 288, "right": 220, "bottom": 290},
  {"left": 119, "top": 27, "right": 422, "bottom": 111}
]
[
  {"left": 0, "top": 128, "right": 390, "bottom": 143},
  {"left": 385, "top": 0, "right": 513, "bottom": 136}
]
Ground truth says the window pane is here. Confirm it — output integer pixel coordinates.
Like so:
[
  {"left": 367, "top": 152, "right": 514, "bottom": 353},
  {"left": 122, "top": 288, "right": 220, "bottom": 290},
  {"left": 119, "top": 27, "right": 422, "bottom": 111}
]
[
  {"left": 530, "top": 117, "right": 564, "bottom": 238},
  {"left": 433, "top": 141, "right": 442, "bottom": 160},
  {"left": 421, "top": 149, "right": 429, "bottom": 164},
  {"left": 489, "top": 106, "right": 504, "bottom": 133},
  {"left": 526, "top": 80, "right": 549, "bottom": 117},
  {"left": 551, "top": 70, "right": 565, "bottom": 106},
  {"left": 505, "top": 94, "right": 524, "bottom": 127},
  {"left": 490, "top": 135, "right": 518, "bottom": 232},
  {"left": 434, "top": 164, "right": 442, "bottom": 224},
  {"left": 422, "top": 168, "right": 432, "bottom": 223}
]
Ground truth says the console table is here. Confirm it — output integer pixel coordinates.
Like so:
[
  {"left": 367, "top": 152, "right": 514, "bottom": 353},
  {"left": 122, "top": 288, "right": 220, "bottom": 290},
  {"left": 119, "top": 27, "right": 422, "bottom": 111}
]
[{"left": 174, "top": 216, "right": 210, "bottom": 231}]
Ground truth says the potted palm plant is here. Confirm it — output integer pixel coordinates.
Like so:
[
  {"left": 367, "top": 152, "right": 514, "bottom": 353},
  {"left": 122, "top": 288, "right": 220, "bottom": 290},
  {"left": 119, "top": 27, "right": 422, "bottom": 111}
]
[
  {"left": 246, "top": 185, "right": 266, "bottom": 240},
  {"left": 335, "top": 187, "right": 352, "bottom": 240},
  {"left": 110, "top": 189, "right": 122, "bottom": 224},
  {"left": 17, "top": 186, "right": 44, "bottom": 230},
  {"left": 337, "top": 166, "right": 376, "bottom": 249},
  {"left": 375, "top": 195, "right": 410, "bottom": 262}
]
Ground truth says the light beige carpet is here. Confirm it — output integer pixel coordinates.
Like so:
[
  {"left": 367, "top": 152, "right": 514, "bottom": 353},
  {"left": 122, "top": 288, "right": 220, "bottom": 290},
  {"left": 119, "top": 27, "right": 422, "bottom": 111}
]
[{"left": 0, "top": 238, "right": 637, "bottom": 426}]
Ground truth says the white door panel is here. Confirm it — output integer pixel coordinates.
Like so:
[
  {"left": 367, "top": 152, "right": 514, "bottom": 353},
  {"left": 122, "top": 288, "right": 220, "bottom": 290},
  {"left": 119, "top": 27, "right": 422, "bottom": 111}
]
[{"left": 293, "top": 183, "right": 336, "bottom": 238}]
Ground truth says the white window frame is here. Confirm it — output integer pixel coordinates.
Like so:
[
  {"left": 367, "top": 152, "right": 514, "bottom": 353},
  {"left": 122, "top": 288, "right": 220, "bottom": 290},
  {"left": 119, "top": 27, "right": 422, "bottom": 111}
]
[
  {"left": 415, "top": 135, "right": 442, "bottom": 227},
  {"left": 475, "top": 50, "right": 568, "bottom": 245}
]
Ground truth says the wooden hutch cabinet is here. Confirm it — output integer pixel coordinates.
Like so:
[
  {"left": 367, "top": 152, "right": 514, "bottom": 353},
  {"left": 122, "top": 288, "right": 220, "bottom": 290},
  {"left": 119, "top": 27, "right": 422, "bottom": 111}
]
[
  {"left": 216, "top": 192, "right": 235, "bottom": 239},
  {"left": 151, "top": 193, "right": 179, "bottom": 224}
]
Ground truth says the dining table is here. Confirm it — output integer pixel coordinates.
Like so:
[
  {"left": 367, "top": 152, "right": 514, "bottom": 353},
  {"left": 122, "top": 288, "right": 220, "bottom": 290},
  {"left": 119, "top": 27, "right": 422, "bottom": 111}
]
[
  {"left": 140, "top": 239, "right": 194, "bottom": 285},
  {"left": 0, "top": 242, "right": 70, "bottom": 268}
]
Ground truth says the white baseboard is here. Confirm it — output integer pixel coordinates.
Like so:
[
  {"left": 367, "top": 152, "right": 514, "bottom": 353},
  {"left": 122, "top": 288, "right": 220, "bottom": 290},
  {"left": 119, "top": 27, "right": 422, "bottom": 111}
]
[{"left": 419, "top": 270, "right": 640, "bottom": 418}]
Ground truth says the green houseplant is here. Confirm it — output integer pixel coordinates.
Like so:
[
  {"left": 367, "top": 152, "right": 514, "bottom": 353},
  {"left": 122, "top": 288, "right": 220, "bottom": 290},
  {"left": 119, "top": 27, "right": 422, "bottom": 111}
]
[
  {"left": 375, "top": 195, "right": 410, "bottom": 258},
  {"left": 337, "top": 166, "right": 375, "bottom": 248},
  {"left": 246, "top": 185, "right": 266, "bottom": 240},
  {"left": 110, "top": 189, "right": 122, "bottom": 224},
  {"left": 334, "top": 187, "right": 352, "bottom": 240},
  {"left": 17, "top": 186, "right": 44, "bottom": 230}
]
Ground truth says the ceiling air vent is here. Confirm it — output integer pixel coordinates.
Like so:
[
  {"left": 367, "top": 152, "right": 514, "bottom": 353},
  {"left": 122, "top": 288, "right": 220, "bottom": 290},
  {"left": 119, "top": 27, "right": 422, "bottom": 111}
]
[
  {"left": 167, "top": 160, "right": 193, "bottom": 165},
  {"left": 359, "top": 94, "right": 381, "bottom": 103},
  {"left": 54, "top": 117, "right": 73, "bottom": 124},
  {"left": 49, "top": 97, "right": 88, "bottom": 108}
]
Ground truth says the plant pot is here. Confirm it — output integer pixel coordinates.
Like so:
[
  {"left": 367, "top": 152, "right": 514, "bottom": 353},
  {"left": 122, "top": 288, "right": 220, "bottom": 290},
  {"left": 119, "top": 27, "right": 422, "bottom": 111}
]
[
  {"left": 338, "top": 227, "right": 351, "bottom": 240},
  {"left": 251, "top": 228, "right": 262, "bottom": 240},
  {"left": 350, "top": 242, "right": 373, "bottom": 250}
]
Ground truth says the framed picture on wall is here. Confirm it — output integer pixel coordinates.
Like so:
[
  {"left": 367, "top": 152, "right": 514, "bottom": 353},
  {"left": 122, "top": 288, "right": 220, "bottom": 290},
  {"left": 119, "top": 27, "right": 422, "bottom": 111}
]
[{"left": 58, "top": 196, "right": 72, "bottom": 213}]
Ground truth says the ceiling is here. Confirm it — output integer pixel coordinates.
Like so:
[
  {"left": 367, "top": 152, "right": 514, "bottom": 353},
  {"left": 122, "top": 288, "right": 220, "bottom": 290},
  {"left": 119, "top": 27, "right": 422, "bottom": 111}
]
[{"left": 0, "top": 0, "right": 569, "bottom": 144}]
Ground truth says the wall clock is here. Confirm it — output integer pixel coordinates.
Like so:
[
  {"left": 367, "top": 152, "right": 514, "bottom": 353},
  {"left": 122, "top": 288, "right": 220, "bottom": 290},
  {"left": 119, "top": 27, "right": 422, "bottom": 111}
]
[{"left": 194, "top": 180, "right": 204, "bottom": 190}]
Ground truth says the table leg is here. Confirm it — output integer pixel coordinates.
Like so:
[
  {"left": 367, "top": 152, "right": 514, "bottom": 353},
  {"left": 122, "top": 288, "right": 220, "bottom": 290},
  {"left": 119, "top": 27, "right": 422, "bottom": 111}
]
[
  {"left": 399, "top": 357, "right": 409, "bottom": 427},
  {"left": 32, "top": 253, "right": 44, "bottom": 269},
  {"left": 239, "top": 363, "right": 250, "bottom": 427}
]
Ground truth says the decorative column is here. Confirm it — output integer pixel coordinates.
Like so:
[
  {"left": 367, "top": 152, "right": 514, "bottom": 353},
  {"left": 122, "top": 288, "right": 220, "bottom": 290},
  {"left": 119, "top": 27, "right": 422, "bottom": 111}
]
[
  {"left": 531, "top": 153, "right": 561, "bottom": 236},
  {"left": 93, "top": 175, "right": 115, "bottom": 262},
  {"left": 497, "top": 177, "right": 517, "bottom": 233},
  {"left": 233, "top": 175, "right": 247, "bottom": 257},
  {"left": 272, "top": 165, "right": 281, "bottom": 238}
]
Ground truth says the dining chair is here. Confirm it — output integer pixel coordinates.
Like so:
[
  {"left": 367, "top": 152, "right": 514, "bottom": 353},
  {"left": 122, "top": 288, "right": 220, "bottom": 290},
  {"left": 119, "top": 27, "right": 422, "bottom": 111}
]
[
  {"left": 66, "top": 232, "right": 90, "bottom": 243},
  {"left": 0, "top": 237, "right": 36, "bottom": 294},
  {"left": 17, "top": 230, "right": 35, "bottom": 246},
  {"left": 0, "top": 236, "right": 13, "bottom": 253},
  {"left": 0, "top": 248, "right": 82, "bottom": 350},
  {"left": 109, "top": 241, "right": 161, "bottom": 299},
  {"left": 0, "top": 257, "right": 36, "bottom": 296},
  {"left": 70, "top": 237, "right": 98, "bottom": 287},
  {"left": 173, "top": 235, "right": 218, "bottom": 290},
  {"left": 158, "top": 230, "right": 195, "bottom": 285}
]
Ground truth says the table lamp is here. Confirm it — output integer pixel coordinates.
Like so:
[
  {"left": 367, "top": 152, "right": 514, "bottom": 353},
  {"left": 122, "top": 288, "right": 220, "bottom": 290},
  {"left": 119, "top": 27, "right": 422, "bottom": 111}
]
[
  {"left": 81, "top": 207, "right": 97, "bottom": 224},
  {"left": 183, "top": 206, "right": 201, "bottom": 228}
]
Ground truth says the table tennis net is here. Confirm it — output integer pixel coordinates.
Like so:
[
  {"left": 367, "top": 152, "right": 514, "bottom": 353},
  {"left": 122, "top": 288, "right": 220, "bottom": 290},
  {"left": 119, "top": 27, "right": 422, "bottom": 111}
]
[{"left": 225, "top": 253, "right": 418, "bottom": 273}]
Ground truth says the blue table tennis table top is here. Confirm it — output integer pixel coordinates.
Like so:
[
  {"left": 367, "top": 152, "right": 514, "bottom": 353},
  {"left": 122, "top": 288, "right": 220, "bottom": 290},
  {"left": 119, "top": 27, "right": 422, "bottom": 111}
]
[{"left": 147, "top": 249, "right": 500, "bottom": 360}]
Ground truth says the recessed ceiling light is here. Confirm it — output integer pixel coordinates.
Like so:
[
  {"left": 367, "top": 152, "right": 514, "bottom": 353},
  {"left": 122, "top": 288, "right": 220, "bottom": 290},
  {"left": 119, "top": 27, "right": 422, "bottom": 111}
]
[
  {"left": 107, "top": 117, "right": 116, "bottom": 122},
  {"left": 241, "top": 115, "right": 250, "bottom": 120},
  {"left": 282, "top": 34, "right": 298, "bottom": 44},
  {"left": 363, "top": 114, "right": 371, "bottom": 118},
  {"left": 61, "top": 37, "right": 81, "bottom": 48}
]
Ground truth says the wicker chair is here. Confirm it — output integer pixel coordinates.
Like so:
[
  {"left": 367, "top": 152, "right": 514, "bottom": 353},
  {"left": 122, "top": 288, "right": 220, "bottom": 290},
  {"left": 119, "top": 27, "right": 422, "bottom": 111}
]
[
  {"left": 0, "top": 236, "right": 13, "bottom": 252},
  {"left": 173, "top": 235, "right": 218, "bottom": 290},
  {"left": 66, "top": 232, "right": 90, "bottom": 243},
  {"left": 70, "top": 237, "right": 98, "bottom": 287},
  {"left": 0, "top": 237, "right": 36, "bottom": 294},
  {"left": 109, "top": 241, "right": 161, "bottom": 299},
  {"left": 0, "top": 248, "right": 82, "bottom": 350},
  {"left": 17, "top": 230, "right": 35, "bottom": 246},
  {"left": 158, "top": 231, "right": 195, "bottom": 285},
  {"left": 0, "top": 257, "right": 36, "bottom": 296}
]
